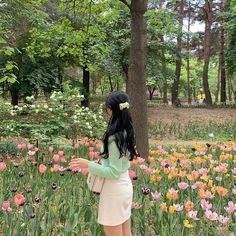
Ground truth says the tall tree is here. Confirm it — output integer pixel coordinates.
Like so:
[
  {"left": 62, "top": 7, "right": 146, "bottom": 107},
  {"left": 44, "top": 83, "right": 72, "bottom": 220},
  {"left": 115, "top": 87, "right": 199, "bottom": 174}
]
[
  {"left": 220, "top": 0, "right": 227, "bottom": 103},
  {"left": 119, "top": 0, "right": 149, "bottom": 159},
  {"left": 171, "top": 0, "right": 184, "bottom": 106},
  {"left": 186, "top": 0, "right": 192, "bottom": 104},
  {"left": 202, "top": 0, "right": 213, "bottom": 106}
]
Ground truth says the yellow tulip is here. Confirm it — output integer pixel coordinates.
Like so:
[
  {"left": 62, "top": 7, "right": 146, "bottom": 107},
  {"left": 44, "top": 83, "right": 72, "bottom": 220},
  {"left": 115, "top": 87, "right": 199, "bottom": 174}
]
[
  {"left": 183, "top": 219, "right": 193, "bottom": 228},
  {"left": 169, "top": 206, "right": 175, "bottom": 214}
]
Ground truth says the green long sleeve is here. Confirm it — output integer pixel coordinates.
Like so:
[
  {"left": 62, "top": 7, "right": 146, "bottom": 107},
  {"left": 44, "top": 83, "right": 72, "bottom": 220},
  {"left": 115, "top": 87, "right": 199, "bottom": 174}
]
[{"left": 88, "top": 137, "right": 130, "bottom": 179}]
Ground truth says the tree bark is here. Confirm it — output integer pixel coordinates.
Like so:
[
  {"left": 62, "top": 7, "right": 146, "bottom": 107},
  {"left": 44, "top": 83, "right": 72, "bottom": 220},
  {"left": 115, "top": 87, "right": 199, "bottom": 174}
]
[
  {"left": 220, "top": 0, "right": 226, "bottom": 104},
  {"left": 228, "top": 74, "right": 233, "bottom": 101},
  {"left": 127, "top": 0, "right": 148, "bottom": 159},
  {"left": 108, "top": 76, "right": 114, "bottom": 92},
  {"left": 202, "top": 0, "right": 213, "bottom": 106},
  {"left": 81, "top": 66, "right": 90, "bottom": 107},
  {"left": 171, "top": 0, "right": 184, "bottom": 105},
  {"left": 186, "top": 0, "right": 191, "bottom": 104},
  {"left": 160, "top": 35, "right": 168, "bottom": 104},
  {"left": 215, "top": 56, "right": 221, "bottom": 103},
  {"left": 10, "top": 87, "right": 19, "bottom": 106}
]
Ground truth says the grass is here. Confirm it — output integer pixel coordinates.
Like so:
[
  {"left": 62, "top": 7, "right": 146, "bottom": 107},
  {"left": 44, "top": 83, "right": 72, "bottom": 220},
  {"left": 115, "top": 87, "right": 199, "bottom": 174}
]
[{"left": 149, "top": 120, "right": 236, "bottom": 142}]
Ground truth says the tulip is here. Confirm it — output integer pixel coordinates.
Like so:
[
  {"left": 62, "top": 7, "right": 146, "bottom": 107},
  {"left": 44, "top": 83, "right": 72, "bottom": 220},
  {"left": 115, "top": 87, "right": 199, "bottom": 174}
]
[
  {"left": 13, "top": 194, "right": 25, "bottom": 206},
  {"left": 2, "top": 201, "right": 12, "bottom": 212},
  {"left": 58, "top": 150, "right": 64, "bottom": 157},
  {"left": 38, "top": 164, "right": 47, "bottom": 174},
  {"left": 178, "top": 182, "right": 189, "bottom": 190},
  {"left": 0, "top": 162, "right": 6, "bottom": 171},
  {"left": 48, "top": 146, "right": 54, "bottom": 153}
]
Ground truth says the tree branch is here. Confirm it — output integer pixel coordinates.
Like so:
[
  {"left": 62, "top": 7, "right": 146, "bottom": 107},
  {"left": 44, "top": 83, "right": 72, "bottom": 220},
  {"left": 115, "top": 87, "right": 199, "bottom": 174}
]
[{"left": 119, "top": 0, "right": 131, "bottom": 10}]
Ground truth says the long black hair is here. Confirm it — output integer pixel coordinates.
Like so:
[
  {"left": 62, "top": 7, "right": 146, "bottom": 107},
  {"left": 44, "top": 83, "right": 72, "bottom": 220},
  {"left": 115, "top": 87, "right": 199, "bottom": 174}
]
[{"left": 100, "top": 91, "right": 138, "bottom": 161}]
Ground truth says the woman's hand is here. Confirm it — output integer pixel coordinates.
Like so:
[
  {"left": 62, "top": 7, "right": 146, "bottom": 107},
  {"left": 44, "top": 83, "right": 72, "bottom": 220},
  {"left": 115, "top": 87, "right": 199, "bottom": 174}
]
[{"left": 69, "top": 158, "right": 90, "bottom": 171}]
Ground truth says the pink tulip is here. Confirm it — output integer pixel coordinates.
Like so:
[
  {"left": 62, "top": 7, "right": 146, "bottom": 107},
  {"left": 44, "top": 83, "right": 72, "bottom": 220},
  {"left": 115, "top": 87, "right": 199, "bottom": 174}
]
[
  {"left": 52, "top": 164, "right": 61, "bottom": 172},
  {"left": 151, "top": 191, "right": 162, "bottom": 201},
  {"left": 215, "top": 176, "right": 222, "bottom": 182},
  {"left": 188, "top": 210, "right": 200, "bottom": 220},
  {"left": 140, "top": 164, "right": 147, "bottom": 170},
  {"left": 232, "top": 187, "right": 236, "bottom": 195},
  {"left": 21, "top": 143, "right": 27, "bottom": 149},
  {"left": 60, "top": 157, "right": 66, "bottom": 163},
  {"left": 205, "top": 210, "right": 218, "bottom": 221},
  {"left": 38, "top": 164, "right": 47, "bottom": 174},
  {"left": 53, "top": 154, "right": 60, "bottom": 162},
  {"left": 84, "top": 142, "right": 90, "bottom": 147},
  {"left": 95, "top": 143, "right": 101, "bottom": 150},
  {"left": 129, "top": 170, "right": 137, "bottom": 180},
  {"left": 201, "top": 199, "right": 212, "bottom": 211},
  {"left": 173, "top": 204, "right": 183, "bottom": 211},
  {"left": 0, "top": 162, "right": 7, "bottom": 171},
  {"left": 89, "top": 151, "right": 95, "bottom": 158},
  {"left": 224, "top": 201, "right": 236, "bottom": 214},
  {"left": 80, "top": 168, "right": 88, "bottom": 176},
  {"left": 218, "top": 215, "right": 230, "bottom": 224},
  {"left": 17, "top": 144, "right": 22, "bottom": 149},
  {"left": 28, "top": 150, "right": 36, "bottom": 156},
  {"left": 58, "top": 150, "right": 64, "bottom": 157},
  {"left": 2, "top": 201, "right": 12, "bottom": 212},
  {"left": 13, "top": 194, "right": 25, "bottom": 206},
  {"left": 205, "top": 190, "right": 215, "bottom": 199},
  {"left": 145, "top": 168, "right": 153, "bottom": 175},
  {"left": 27, "top": 144, "right": 34, "bottom": 149},
  {"left": 178, "top": 182, "right": 189, "bottom": 190},
  {"left": 48, "top": 146, "right": 54, "bottom": 153},
  {"left": 89, "top": 147, "right": 94, "bottom": 152},
  {"left": 74, "top": 143, "right": 80, "bottom": 149},
  {"left": 198, "top": 168, "right": 210, "bottom": 175}
]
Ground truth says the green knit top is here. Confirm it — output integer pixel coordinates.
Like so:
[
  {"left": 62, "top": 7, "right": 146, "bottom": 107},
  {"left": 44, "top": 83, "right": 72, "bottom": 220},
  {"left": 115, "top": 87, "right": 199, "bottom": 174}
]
[{"left": 88, "top": 135, "right": 130, "bottom": 179}]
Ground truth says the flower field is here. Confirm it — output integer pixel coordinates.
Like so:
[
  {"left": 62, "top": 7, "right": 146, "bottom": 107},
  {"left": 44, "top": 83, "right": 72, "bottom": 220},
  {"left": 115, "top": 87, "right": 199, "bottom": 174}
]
[{"left": 0, "top": 140, "right": 236, "bottom": 236}]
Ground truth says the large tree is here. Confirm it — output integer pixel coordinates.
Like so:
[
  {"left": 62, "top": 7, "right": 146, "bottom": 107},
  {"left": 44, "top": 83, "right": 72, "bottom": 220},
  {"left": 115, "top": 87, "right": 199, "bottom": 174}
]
[
  {"left": 202, "top": 0, "right": 213, "bottom": 106},
  {"left": 119, "top": 0, "right": 149, "bottom": 159},
  {"left": 171, "top": 0, "right": 184, "bottom": 106}
]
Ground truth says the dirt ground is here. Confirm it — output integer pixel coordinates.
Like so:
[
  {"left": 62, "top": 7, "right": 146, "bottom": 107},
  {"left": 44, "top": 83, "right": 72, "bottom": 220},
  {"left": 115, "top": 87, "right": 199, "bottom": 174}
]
[
  {"left": 148, "top": 107, "right": 236, "bottom": 125},
  {"left": 147, "top": 107, "right": 236, "bottom": 146}
]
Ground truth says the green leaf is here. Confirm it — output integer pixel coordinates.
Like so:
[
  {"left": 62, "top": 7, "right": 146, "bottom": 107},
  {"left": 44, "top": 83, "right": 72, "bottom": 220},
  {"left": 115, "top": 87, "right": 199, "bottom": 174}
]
[{"left": 3, "top": 47, "right": 14, "bottom": 56}]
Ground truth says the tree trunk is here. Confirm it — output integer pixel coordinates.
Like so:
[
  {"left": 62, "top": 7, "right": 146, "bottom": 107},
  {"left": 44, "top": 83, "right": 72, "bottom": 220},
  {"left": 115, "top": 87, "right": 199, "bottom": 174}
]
[
  {"left": 10, "top": 87, "right": 19, "bottom": 106},
  {"left": 160, "top": 35, "right": 168, "bottom": 104},
  {"left": 171, "top": 0, "right": 184, "bottom": 105},
  {"left": 202, "top": 0, "right": 213, "bottom": 106},
  {"left": 220, "top": 0, "right": 227, "bottom": 104},
  {"left": 57, "top": 65, "right": 63, "bottom": 92},
  {"left": 127, "top": 0, "right": 148, "bottom": 159},
  {"left": 228, "top": 74, "right": 233, "bottom": 101},
  {"left": 108, "top": 76, "right": 114, "bottom": 92},
  {"left": 186, "top": 0, "right": 191, "bottom": 104},
  {"left": 215, "top": 57, "right": 221, "bottom": 103},
  {"left": 81, "top": 66, "right": 90, "bottom": 107}
]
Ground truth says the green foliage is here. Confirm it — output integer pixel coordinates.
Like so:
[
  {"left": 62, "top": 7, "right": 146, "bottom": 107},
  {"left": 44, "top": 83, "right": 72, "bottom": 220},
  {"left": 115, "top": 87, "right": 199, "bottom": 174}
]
[
  {"left": 149, "top": 120, "right": 236, "bottom": 141},
  {"left": 0, "top": 84, "right": 106, "bottom": 142},
  {"left": 226, "top": 0, "right": 236, "bottom": 75}
]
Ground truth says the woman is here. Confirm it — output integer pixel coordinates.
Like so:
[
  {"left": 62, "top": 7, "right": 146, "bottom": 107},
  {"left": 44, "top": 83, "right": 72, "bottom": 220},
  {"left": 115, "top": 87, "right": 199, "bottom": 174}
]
[{"left": 69, "top": 91, "right": 137, "bottom": 236}]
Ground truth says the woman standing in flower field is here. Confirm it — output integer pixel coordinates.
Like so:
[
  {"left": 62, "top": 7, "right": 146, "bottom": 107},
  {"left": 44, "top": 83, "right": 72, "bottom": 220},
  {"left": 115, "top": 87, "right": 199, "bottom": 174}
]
[{"left": 69, "top": 91, "right": 138, "bottom": 236}]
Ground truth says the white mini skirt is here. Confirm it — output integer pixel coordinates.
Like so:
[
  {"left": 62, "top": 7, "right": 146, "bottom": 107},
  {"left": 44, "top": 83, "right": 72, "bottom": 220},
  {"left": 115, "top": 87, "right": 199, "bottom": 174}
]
[{"left": 98, "top": 171, "right": 133, "bottom": 226}]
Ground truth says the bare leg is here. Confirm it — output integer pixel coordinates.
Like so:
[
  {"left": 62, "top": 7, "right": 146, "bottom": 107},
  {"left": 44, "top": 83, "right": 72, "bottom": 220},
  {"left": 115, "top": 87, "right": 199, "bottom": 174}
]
[
  {"left": 122, "top": 218, "right": 132, "bottom": 236},
  {"left": 104, "top": 224, "right": 123, "bottom": 236}
]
